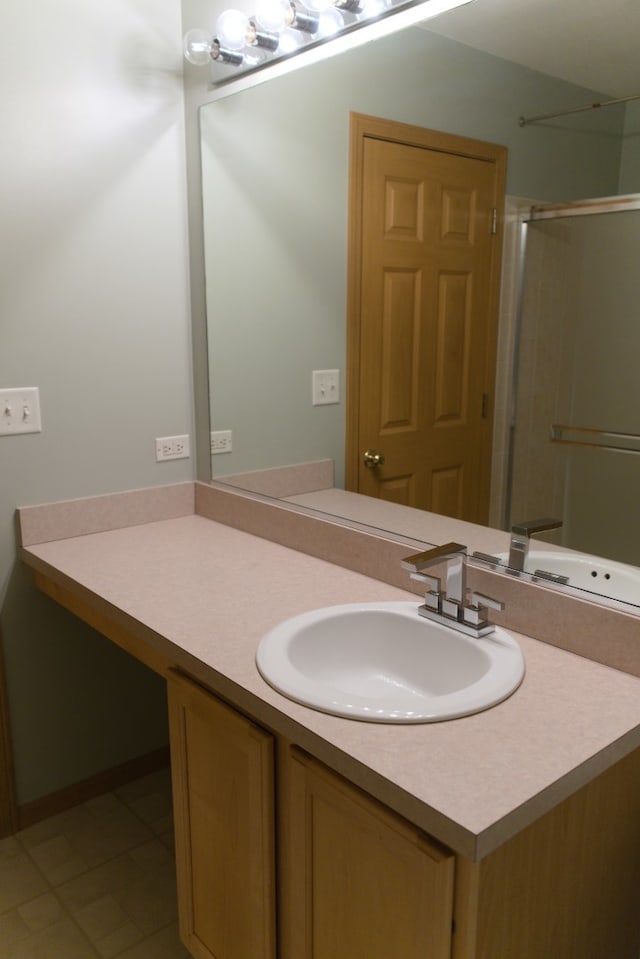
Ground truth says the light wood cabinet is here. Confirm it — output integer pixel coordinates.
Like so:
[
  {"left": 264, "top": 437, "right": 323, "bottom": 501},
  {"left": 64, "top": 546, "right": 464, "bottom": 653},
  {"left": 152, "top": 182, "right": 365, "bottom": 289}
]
[
  {"left": 167, "top": 671, "right": 276, "bottom": 959},
  {"left": 279, "top": 746, "right": 455, "bottom": 959},
  {"left": 168, "top": 670, "right": 640, "bottom": 959},
  {"left": 168, "top": 672, "right": 455, "bottom": 959},
  {"left": 453, "top": 745, "right": 640, "bottom": 959}
]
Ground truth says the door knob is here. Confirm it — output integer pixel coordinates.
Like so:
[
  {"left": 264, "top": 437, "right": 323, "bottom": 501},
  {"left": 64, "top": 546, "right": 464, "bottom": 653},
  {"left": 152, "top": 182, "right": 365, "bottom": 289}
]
[{"left": 363, "top": 449, "right": 385, "bottom": 469}]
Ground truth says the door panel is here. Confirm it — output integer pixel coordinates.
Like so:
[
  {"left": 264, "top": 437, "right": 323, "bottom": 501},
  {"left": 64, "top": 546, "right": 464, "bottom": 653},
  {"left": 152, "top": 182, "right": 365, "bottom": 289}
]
[
  {"left": 167, "top": 671, "right": 276, "bottom": 959},
  {"left": 347, "top": 116, "right": 505, "bottom": 525},
  {"left": 280, "top": 747, "right": 455, "bottom": 959}
]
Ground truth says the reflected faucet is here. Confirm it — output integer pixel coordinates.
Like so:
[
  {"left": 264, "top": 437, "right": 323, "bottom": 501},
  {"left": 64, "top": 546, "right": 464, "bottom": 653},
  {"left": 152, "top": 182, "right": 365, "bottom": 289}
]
[
  {"left": 508, "top": 517, "right": 563, "bottom": 572},
  {"left": 402, "top": 542, "right": 504, "bottom": 637}
]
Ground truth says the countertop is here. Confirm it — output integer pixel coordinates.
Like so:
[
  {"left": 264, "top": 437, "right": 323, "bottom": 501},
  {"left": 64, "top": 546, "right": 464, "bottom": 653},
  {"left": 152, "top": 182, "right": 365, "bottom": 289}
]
[{"left": 19, "top": 506, "right": 640, "bottom": 861}]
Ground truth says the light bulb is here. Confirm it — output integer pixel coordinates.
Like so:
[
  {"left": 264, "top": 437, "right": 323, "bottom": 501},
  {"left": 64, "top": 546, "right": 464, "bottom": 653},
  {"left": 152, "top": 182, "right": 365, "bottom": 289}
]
[
  {"left": 304, "top": 0, "right": 335, "bottom": 11},
  {"left": 357, "top": 0, "right": 390, "bottom": 17},
  {"left": 277, "top": 27, "right": 304, "bottom": 53},
  {"left": 316, "top": 6, "right": 344, "bottom": 36},
  {"left": 255, "top": 0, "right": 293, "bottom": 33},
  {"left": 183, "top": 28, "right": 214, "bottom": 66},
  {"left": 215, "top": 9, "right": 251, "bottom": 51}
]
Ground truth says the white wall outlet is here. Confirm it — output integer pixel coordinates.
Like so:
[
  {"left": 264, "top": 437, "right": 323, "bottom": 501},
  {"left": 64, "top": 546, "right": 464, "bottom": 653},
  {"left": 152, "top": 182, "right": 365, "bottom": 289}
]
[
  {"left": 211, "top": 430, "right": 233, "bottom": 454},
  {"left": 156, "top": 434, "right": 190, "bottom": 461},
  {"left": 0, "top": 387, "right": 42, "bottom": 436},
  {"left": 312, "top": 369, "right": 340, "bottom": 406}
]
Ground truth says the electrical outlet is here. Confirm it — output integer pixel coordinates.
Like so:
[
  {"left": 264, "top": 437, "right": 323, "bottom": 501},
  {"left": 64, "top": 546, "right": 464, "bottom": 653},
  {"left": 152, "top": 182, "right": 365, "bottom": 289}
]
[
  {"left": 156, "top": 434, "right": 190, "bottom": 461},
  {"left": 211, "top": 430, "right": 233, "bottom": 454},
  {"left": 0, "top": 387, "right": 42, "bottom": 436}
]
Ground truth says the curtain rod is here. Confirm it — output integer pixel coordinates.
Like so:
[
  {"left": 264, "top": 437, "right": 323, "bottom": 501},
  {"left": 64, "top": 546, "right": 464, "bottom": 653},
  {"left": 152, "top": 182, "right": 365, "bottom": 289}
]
[{"left": 519, "top": 93, "right": 640, "bottom": 127}]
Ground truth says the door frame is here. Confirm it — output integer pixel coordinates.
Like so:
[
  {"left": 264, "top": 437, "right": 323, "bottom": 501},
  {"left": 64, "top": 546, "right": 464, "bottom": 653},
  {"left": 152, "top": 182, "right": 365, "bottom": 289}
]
[
  {"left": 345, "top": 112, "right": 507, "bottom": 512},
  {"left": 0, "top": 624, "right": 18, "bottom": 837}
]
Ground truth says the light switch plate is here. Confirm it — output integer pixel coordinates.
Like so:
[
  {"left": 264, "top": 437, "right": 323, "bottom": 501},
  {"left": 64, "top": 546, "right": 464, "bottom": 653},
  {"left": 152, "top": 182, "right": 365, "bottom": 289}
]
[
  {"left": 0, "top": 387, "right": 42, "bottom": 435},
  {"left": 312, "top": 369, "right": 340, "bottom": 406}
]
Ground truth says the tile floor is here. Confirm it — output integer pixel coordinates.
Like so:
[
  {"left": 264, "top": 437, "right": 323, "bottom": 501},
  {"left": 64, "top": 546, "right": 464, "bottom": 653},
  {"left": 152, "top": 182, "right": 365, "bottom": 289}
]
[{"left": 0, "top": 768, "right": 190, "bottom": 959}]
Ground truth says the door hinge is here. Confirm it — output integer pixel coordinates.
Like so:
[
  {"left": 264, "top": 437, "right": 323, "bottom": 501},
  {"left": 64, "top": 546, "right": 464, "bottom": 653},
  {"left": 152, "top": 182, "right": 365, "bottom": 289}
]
[
  {"left": 490, "top": 207, "right": 498, "bottom": 235},
  {"left": 482, "top": 393, "right": 490, "bottom": 418}
]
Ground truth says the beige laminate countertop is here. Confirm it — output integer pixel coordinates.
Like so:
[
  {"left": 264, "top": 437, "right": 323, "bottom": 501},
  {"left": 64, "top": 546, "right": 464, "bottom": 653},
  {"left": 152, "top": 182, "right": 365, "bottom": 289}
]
[{"left": 20, "top": 511, "right": 640, "bottom": 861}]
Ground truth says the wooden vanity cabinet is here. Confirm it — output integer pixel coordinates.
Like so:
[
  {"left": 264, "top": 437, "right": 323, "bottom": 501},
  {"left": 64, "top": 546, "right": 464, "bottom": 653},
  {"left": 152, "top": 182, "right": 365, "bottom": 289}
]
[
  {"left": 167, "top": 670, "right": 640, "bottom": 959},
  {"left": 26, "top": 570, "right": 640, "bottom": 959},
  {"left": 167, "top": 671, "right": 277, "bottom": 959},
  {"left": 278, "top": 746, "right": 455, "bottom": 959},
  {"left": 167, "top": 671, "right": 456, "bottom": 959}
]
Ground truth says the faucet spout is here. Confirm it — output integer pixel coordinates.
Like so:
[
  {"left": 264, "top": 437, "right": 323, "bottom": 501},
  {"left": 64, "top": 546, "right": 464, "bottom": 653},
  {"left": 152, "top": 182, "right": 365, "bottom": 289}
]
[
  {"left": 508, "top": 517, "right": 563, "bottom": 572},
  {"left": 401, "top": 542, "right": 467, "bottom": 605}
]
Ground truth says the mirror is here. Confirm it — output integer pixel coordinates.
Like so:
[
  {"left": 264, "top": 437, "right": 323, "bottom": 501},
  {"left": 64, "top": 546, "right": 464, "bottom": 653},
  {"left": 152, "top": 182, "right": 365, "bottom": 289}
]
[{"left": 199, "top": 2, "right": 640, "bottom": 608}]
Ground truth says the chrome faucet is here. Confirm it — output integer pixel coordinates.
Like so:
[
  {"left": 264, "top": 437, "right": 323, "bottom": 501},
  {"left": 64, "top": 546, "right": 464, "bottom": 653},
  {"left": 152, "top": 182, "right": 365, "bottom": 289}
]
[
  {"left": 508, "top": 517, "right": 563, "bottom": 572},
  {"left": 401, "top": 543, "right": 504, "bottom": 637}
]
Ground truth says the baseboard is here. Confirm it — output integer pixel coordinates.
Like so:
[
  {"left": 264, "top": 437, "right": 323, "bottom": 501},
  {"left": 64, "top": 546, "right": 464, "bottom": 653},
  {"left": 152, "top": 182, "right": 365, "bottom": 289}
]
[{"left": 17, "top": 745, "right": 170, "bottom": 832}]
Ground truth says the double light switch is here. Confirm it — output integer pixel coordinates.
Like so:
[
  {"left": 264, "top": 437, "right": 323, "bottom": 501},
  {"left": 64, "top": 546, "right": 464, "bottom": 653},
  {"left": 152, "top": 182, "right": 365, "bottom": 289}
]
[{"left": 0, "top": 387, "right": 42, "bottom": 436}]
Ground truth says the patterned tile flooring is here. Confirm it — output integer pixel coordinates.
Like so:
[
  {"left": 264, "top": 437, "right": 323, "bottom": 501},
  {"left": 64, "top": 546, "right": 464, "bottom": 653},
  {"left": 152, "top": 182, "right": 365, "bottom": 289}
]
[{"left": 0, "top": 768, "right": 190, "bottom": 958}]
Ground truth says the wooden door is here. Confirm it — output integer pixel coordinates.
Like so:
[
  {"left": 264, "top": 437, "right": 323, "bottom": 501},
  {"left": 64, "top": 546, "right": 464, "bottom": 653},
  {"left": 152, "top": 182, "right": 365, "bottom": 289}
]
[
  {"left": 0, "top": 624, "right": 18, "bottom": 837},
  {"left": 280, "top": 746, "right": 455, "bottom": 959},
  {"left": 346, "top": 114, "right": 506, "bottom": 525},
  {"left": 167, "top": 671, "right": 276, "bottom": 959}
]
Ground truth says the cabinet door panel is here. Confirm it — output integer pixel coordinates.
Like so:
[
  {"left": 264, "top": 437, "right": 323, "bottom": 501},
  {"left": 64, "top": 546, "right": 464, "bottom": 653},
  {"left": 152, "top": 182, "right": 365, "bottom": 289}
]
[
  {"left": 168, "top": 671, "right": 276, "bottom": 959},
  {"left": 281, "top": 747, "right": 454, "bottom": 959}
]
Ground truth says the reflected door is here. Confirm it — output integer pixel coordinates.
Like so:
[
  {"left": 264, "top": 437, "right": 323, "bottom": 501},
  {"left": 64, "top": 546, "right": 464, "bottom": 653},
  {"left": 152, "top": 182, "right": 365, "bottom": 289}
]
[{"left": 346, "top": 116, "right": 505, "bottom": 524}]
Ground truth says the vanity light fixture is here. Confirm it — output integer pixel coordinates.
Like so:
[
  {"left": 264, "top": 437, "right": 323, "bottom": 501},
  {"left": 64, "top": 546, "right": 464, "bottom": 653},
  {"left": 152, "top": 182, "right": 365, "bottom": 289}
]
[{"left": 184, "top": 0, "right": 476, "bottom": 86}]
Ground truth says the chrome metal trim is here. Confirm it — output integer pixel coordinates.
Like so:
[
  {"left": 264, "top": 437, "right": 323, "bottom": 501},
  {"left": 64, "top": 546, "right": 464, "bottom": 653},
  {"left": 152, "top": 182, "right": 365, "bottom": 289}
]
[{"left": 550, "top": 424, "right": 640, "bottom": 455}]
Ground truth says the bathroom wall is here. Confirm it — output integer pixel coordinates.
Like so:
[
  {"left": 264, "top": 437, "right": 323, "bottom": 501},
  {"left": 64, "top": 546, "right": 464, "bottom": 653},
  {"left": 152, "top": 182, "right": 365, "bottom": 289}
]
[{"left": 0, "top": 0, "right": 194, "bottom": 805}]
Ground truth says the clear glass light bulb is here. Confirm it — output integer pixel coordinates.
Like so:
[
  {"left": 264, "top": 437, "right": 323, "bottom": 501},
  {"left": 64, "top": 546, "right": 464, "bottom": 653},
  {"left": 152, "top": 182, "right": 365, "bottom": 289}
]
[
  {"left": 215, "top": 10, "right": 250, "bottom": 51},
  {"left": 304, "top": 0, "right": 335, "bottom": 11},
  {"left": 277, "top": 26, "right": 304, "bottom": 53},
  {"left": 255, "top": 0, "right": 292, "bottom": 33},
  {"left": 183, "top": 28, "right": 214, "bottom": 66},
  {"left": 316, "top": 6, "right": 344, "bottom": 36},
  {"left": 357, "top": 0, "right": 389, "bottom": 17}
]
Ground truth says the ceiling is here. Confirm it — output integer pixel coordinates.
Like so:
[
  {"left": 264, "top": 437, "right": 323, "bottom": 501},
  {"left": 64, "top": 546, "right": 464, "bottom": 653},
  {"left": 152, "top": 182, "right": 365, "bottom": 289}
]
[{"left": 426, "top": 0, "right": 640, "bottom": 98}]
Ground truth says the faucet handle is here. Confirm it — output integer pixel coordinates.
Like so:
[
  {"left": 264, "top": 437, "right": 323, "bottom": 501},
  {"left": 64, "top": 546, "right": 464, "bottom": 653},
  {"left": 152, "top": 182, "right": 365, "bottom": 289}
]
[
  {"left": 469, "top": 591, "right": 505, "bottom": 612},
  {"left": 409, "top": 572, "right": 442, "bottom": 612},
  {"left": 409, "top": 571, "right": 440, "bottom": 589},
  {"left": 463, "top": 592, "right": 505, "bottom": 631}
]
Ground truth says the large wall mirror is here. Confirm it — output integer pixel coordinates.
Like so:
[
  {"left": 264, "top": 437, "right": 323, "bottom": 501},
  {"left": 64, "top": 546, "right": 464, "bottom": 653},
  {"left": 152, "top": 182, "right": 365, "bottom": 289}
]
[{"left": 198, "top": 0, "right": 640, "bottom": 609}]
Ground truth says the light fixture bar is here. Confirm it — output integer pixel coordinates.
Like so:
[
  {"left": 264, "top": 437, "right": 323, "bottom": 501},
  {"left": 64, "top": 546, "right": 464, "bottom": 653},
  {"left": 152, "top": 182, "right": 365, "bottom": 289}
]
[{"left": 184, "top": 0, "right": 476, "bottom": 99}]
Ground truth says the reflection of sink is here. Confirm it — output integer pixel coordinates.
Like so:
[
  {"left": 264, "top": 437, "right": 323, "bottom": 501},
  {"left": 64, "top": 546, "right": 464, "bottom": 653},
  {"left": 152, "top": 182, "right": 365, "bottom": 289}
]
[
  {"left": 499, "top": 551, "right": 640, "bottom": 605},
  {"left": 256, "top": 602, "right": 525, "bottom": 723}
]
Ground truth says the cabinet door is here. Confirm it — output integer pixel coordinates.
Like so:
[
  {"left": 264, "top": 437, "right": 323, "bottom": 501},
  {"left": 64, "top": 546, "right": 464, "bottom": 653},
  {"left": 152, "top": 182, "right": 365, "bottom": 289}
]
[
  {"left": 167, "top": 671, "right": 276, "bottom": 959},
  {"left": 280, "top": 747, "right": 455, "bottom": 959}
]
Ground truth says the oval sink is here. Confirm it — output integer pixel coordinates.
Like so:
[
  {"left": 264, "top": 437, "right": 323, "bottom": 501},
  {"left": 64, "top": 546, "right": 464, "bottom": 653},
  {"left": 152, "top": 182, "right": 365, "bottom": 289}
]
[
  {"left": 256, "top": 602, "right": 525, "bottom": 723},
  {"left": 499, "top": 550, "right": 640, "bottom": 605}
]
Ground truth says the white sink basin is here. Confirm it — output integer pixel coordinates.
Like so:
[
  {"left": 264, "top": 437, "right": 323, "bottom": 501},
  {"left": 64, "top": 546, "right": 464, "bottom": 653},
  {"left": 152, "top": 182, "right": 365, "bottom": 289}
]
[
  {"left": 500, "top": 551, "right": 640, "bottom": 605},
  {"left": 256, "top": 602, "right": 525, "bottom": 723}
]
